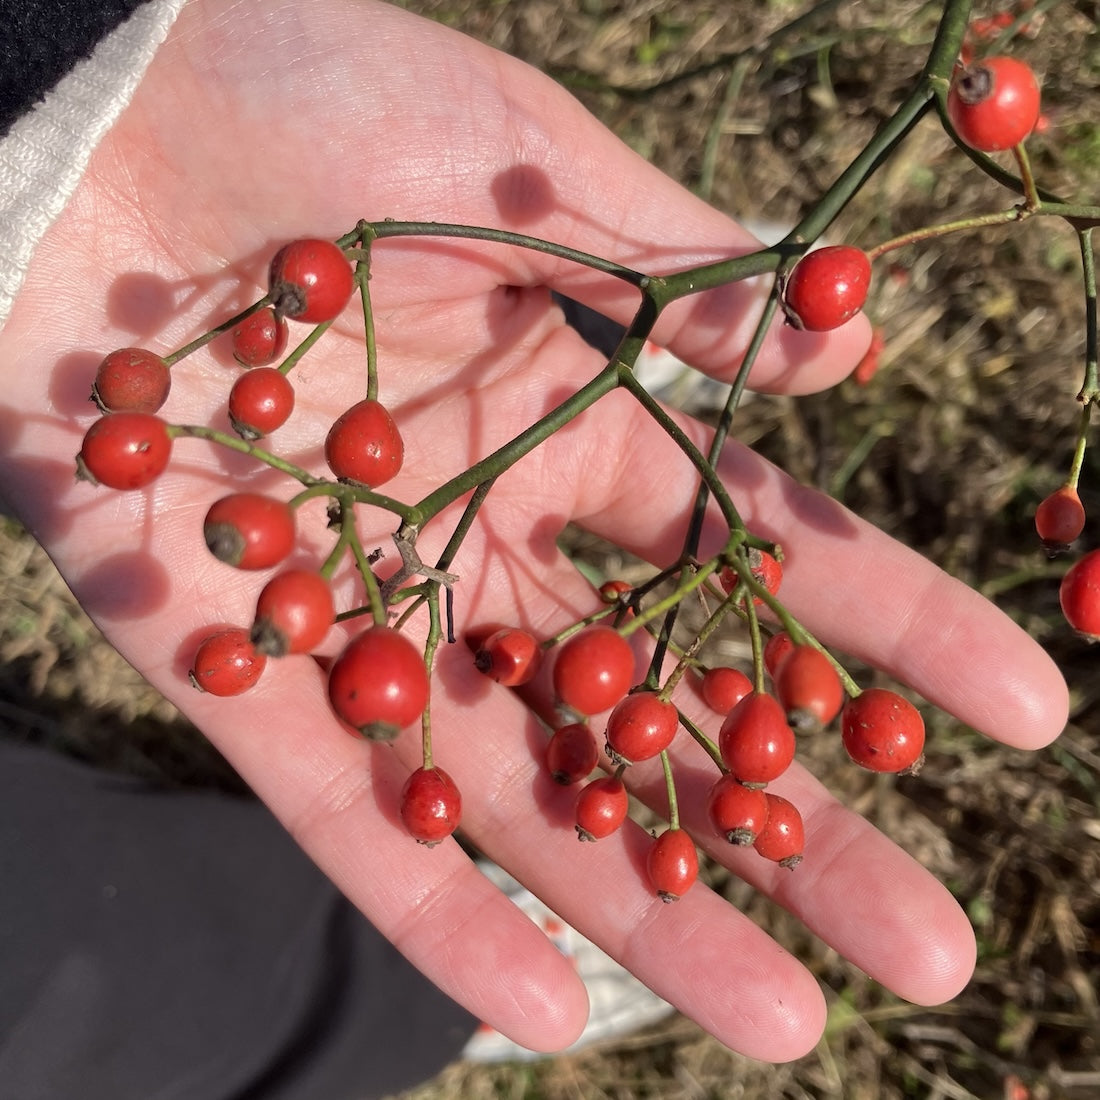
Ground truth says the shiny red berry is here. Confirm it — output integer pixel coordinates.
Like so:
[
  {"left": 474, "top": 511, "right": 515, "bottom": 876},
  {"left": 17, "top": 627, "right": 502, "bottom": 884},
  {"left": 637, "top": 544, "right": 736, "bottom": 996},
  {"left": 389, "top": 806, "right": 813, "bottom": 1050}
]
[
  {"left": 841, "top": 688, "right": 926, "bottom": 773},
  {"left": 719, "top": 548, "right": 783, "bottom": 605},
  {"left": 268, "top": 238, "right": 354, "bottom": 324},
  {"left": 324, "top": 398, "right": 405, "bottom": 489},
  {"left": 574, "top": 774, "right": 629, "bottom": 841},
  {"left": 782, "top": 246, "right": 872, "bottom": 332},
  {"left": 327, "top": 626, "right": 429, "bottom": 740},
  {"left": 474, "top": 627, "right": 542, "bottom": 687},
  {"left": 545, "top": 722, "right": 600, "bottom": 785},
  {"left": 1035, "top": 486, "right": 1085, "bottom": 551},
  {"left": 774, "top": 644, "right": 844, "bottom": 732},
  {"left": 700, "top": 666, "right": 753, "bottom": 715},
  {"left": 251, "top": 569, "right": 334, "bottom": 656},
  {"left": 706, "top": 774, "right": 770, "bottom": 846},
  {"left": 1060, "top": 549, "right": 1100, "bottom": 640},
  {"left": 946, "top": 56, "right": 1041, "bottom": 152},
  {"left": 189, "top": 627, "right": 267, "bottom": 696},
  {"left": 228, "top": 367, "right": 296, "bottom": 439},
  {"left": 552, "top": 626, "right": 635, "bottom": 716},
  {"left": 91, "top": 348, "right": 171, "bottom": 413},
  {"left": 77, "top": 413, "right": 173, "bottom": 490},
  {"left": 204, "top": 492, "right": 296, "bottom": 570},
  {"left": 604, "top": 691, "right": 679, "bottom": 764},
  {"left": 646, "top": 828, "right": 698, "bottom": 902},
  {"left": 231, "top": 307, "right": 289, "bottom": 367},
  {"left": 753, "top": 793, "right": 804, "bottom": 868},
  {"left": 763, "top": 631, "right": 796, "bottom": 679},
  {"left": 718, "top": 691, "right": 796, "bottom": 786},
  {"left": 400, "top": 766, "right": 462, "bottom": 846}
]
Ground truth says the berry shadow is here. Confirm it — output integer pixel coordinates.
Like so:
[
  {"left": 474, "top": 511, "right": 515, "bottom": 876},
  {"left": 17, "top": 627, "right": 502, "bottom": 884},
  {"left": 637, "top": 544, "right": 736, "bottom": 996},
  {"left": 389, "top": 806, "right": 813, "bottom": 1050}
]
[
  {"left": 48, "top": 350, "right": 103, "bottom": 419},
  {"left": 75, "top": 550, "right": 173, "bottom": 624}
]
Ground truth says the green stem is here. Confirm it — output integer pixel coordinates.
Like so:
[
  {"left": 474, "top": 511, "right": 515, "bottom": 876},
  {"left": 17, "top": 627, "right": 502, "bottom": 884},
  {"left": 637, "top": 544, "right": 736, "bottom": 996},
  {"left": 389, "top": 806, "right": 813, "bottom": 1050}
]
[
  {"left": 676, "top": 710, "right": 723, "bottom": 771},
  {"left": 277, "top": 318, "right": 334, "bottom": 377},
  {"left": 659, "top": 750, "right": 679, "bottom": 830},
  {"left": 1078, "top": 229, "right": 1098, "bottom": 404},
  {"left": 170, "top": 424, "right": 322, "bottom": 485},
  {"left": 420, "top": 592, "right": 443, "bottom": 769},
  {"left": 353, "top": 246, "right": 379, "bottom": 402}
]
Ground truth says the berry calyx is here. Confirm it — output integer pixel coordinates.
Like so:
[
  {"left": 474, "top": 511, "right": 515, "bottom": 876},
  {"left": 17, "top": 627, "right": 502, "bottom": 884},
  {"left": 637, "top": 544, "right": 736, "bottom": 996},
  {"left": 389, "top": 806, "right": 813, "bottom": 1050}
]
[
  {"left": 91, "top": 348, "right": 171, "bottom": 413},
  {"left": 231, "top": 307, "right": 289, "bottom": 367},
  {"left": 473, "top": 627, "right": 542, "bottom": 687},
  {"left": 228, "top": 367, "right": 296, "bottom": 439},
  {"left": 203, "top": 492, "right": 297, "bottom": 570},
  {"left": 753, "top": 793, "right": 804, "bottom": 869},
  {"left": 327, "top": 626, "right": 430, "bottom": 740},
  {"left": 251, "top": 569, "right": 334, "bottom": 656},
  {"left": 773, "top": 644, "right": 844, "bottom": 732},
  {"left": 1035, "top": 486, "right": 1085, "bottom": 552},
  {"left": 646, "top": 828, "right": 698, "bottom": 902},
  {"left": 545, "top": 722, "right": 600, "bottom": 785},
  {"left": 400, "top": 766, "right": 462, "bottom": 846},
  {"left": 1059, "top": 548, "right": 1100, "bottom": 640},
  {"left": 324, "top": 398, "right": 405, "bottom": 489},
  {"left": 946, "top": 56, "right": 1041, "bottom": 153},
  {"left": 841, "top": 688, "right": 926, "bottom": 774},
  {"left": 706, "top": 774, "right": 770, "bottom": 846},
  {"left": 782, "top": 245, "right": 872, "bottom": 332},
  {"left": 574, "top": 774, "right": 629, "bottom": 841},
  {"left": 604, "top": 691, "right": 679, "bottom": 764},
  {"left": 76, "top": 413, "right": 173, "bottom": 490},
  {"left": 700, "top": 666, "right": 753, "bottom": 715},
  {"left": 268, "top": 238, "right": 354, "bottom": 323},
  {"left": 189, "top": 627, "right": 267, "bottom": 696},
  {"left": 552, "top": 626, "right": 635, "bottom": 716},
  {"left": 718, "top": 691, "right": 796, "bottom": 786}
]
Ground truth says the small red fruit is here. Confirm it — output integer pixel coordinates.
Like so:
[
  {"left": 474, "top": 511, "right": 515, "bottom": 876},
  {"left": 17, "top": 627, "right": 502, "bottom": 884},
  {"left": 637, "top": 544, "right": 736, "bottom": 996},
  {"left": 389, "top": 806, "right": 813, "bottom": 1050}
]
[
  {"left": 841, "top": 688, "right": 926, "bottom": 773},
  {"left": 646, "top": 828, "right": 699, "bottom": 902},
  {"left": 327, "top": 626, "right": 430, "bottom": 740},
  {"left": 77, "top": 413, "right": 173, "bottom": 490},
  {"left": 1035, "top": 486, "right": 1085, "bottom": 551},
  {"left": 706, "top": 774, "right": 770, "bottom": 846},
  {"left": 604, "top": 691, "right": 679, "bottom": 764},
  {"left": 324, "top": 398, "right": 405, "bottom": 489},
  {"left": 545, "top": 723, "right": 600, "bottom": 785},
  {"left": 400, "top": 766, "right": 462, "bottom": 846},
  {"left": 763, "top": 631, "right": 796, "bottom": 679},
  {"left": 268, "top": 238, "right": 354, "bottom": 323},
  {"left": 251, "top": 569, "right": 334, "bottom": 656},
  {"left": 231, "top": 306, "right": 289, "bottom": 367},
  {"left": 946, "top": 56, "right": 1041, "bottom": 152},
  {"left": 773, "top": 644, "right": 844, "bottom": 732},
  {"left": 228, "top": 367, "right": 296, "bottom": 439},
  {"left": 782, "top": 245, "right": 872, "bottom": 332},
  {"left": 719, "top": 548, "right": 783, "bottom": 605},
  {"left": 91, "top": 348, "right": 171, "bottom": 413},
  {"left": 204, "top": 492, "right": 296, "bottom": 570},
  {"left": 1060, "top": 549, "right": 1100, "bottom": 640},
  {"left": 719, "top": 692, "right": 796, "bottom": 786},
  {"left": 552, "top": 626, "right": 635, "bottom": 716},
  {"left": 474, "top": 627, "right": 542, "bottom": 687},
  {"left": 700, "top": 666, "right": 753, "bottom": 715},
  {"left": 753, "top": 793, "right": 804, "bottom": 868},
  {"left": 189, "top": 627, "right": 267, "bottom": 696},
  {"left": 574, "top": 774, "right": 629, "bottom": 841}
]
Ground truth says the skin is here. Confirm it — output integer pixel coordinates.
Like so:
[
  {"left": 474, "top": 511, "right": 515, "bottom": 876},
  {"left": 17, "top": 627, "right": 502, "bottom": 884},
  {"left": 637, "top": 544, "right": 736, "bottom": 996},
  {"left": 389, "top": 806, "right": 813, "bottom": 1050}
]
[{"left": 0, "top": 0, "right": 1068, "bottom": 1065}]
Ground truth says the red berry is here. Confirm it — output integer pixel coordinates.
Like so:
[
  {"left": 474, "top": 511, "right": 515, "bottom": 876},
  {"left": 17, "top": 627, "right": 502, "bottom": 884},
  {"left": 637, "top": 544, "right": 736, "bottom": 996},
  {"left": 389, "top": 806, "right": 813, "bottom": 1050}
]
[
  {"left": 189, "top": 627, "right": 267, "bottom": 696},
  {"left": 228, "top": 367, "right": 296, "bottom": 439},
  {"left": 327, "top": 626, "right": 429, "bottom": 740},
  {"left": 718, "top": 692, "right": 796, "bottom": 786},
  {"left": 251, "top": 569, "right": 334, "bottom": 656},
  {"left": 604, "top": 691, "right": 679, "bottom": 764},
  {"left": 204, "top": 492, "right": 296, "bottom": 570},
  {"left": 706, "top": 774, "right": 770, "bottom": 846},
  {"left": 545, "top": 723, "right": 600, "bottom": 785},
  {"left": 646, "top": 828, "right": 698, "bottom": 902},
  {"left": 1035, "top": 486, "right": 1085, "bottom": 551},
  {"left": 719, "top": 548, "right": 783, "bottom": 605},
  {"left": 782, "top": 245, "right": 872, "bottom": 332},
  {"left": 77, "top": 413, "right": 173, "bottom": 490},
  {"left": 1060, "top": 549, "right": 1100, "bottom": 640},
  {"left": 574, "top": 774, "right": 629, "bottom": 841},
  {"left": 324, "top": 398, "right": 405, "bottom": 489},
  {"left": 700, "top": 666, "right": 753, "bottom": 715},
  {"left": 400, "top": 766, "right": 462, "bottom": 846},
  {"left": 552, "top": 626, "right": 635, "bottom": 716},
  {"left": 763, "top": 631, "right": 796, "bottom": 679},
  {"left": 473, "top": 627, "right": 542, "bottom": 687},
  {"left": 268, "top": 238, "right": 354, "bottom": 324},
  {"left": 599, "top": 579, "right": 632, "bottom": 604},
  {"left": 91, "top": 348, "right": 171, "bottom": 413},
  {"left": 841, "top": 688, "right": 926, "bottom": 773},
  {"left": 753, "top": 793, "right": 804, "bottom": 868},
  {"left": 231, "top": 307, "right": 289, "bottom": 367},
  {"left": 773, "top": 644, "right": 844, "bottom": 732},
  {"left": 946, "top": 56, "right": 1041, "bottom": 152}
]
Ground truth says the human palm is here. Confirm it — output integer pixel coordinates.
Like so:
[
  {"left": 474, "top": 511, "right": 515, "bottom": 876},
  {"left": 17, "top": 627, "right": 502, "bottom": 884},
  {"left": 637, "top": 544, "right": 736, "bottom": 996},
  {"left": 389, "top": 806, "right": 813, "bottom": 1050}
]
[{"left": 0, "top": 0, "right": 1067, "bottom": 1062}]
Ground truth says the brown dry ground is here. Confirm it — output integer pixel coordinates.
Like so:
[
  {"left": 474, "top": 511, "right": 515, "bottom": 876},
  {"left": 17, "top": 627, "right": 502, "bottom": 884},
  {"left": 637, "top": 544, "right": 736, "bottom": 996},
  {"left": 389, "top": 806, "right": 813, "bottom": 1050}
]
[{"left": 2, "top": 1, "right": 1099, "bottom": 1097}]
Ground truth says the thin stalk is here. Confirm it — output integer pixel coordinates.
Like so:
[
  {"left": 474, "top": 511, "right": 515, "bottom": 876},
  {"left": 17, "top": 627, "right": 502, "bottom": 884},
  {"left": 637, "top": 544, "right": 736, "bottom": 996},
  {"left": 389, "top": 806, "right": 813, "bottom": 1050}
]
[
  {"left": 170, "top": 424, "right": 322, "bottom": 485},
  {"left": 419, "top": 591, "right": 444, "bottom": 769},
  {"left": 164, "top": 295, "right": 271, "bottom": 366},
  {"left": 659, "top": 750, "right": 680, "bottom": 830},
  {"left": 1078, "top": 228, "right": 1098, "bottom": 404},
  {"left": 277, "top": 318, "right": 334, "bottom": 377},
  {"left": 353, "top": 246, "right": 379, "bottom": 401}
]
